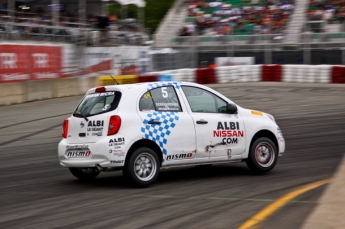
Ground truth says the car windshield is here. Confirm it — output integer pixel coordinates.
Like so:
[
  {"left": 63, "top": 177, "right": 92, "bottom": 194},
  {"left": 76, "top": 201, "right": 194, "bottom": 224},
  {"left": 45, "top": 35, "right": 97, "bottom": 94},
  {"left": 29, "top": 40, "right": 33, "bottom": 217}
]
[{"left": 73, "top": 91, "right": 121, "bottom": 118}]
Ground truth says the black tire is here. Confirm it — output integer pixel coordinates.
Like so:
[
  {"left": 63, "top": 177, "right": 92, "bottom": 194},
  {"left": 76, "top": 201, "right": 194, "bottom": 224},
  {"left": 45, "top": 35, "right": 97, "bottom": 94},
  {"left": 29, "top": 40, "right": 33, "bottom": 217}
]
[
  {"left": 123, "top": 147, "right": 160, "bottom": 187},
  {"left": 69, "top": 168, "right": 100, "bottom": 181},
  {"left": 245, "top": 137, "right": 278, "bottom": 173}
]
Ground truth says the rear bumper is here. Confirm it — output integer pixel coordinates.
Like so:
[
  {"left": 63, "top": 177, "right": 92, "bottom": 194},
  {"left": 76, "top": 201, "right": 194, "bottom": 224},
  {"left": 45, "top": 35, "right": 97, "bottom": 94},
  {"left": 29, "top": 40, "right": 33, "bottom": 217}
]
[{"left": 58, "top": 139, "right": 125, "bottom": 168}]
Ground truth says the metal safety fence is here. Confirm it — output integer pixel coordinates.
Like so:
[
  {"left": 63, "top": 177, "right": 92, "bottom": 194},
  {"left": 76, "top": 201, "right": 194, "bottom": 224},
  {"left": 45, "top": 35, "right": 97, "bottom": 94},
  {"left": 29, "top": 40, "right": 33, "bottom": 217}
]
[{"left": 0, "top": 22, "right": 150, "bottom": 46}]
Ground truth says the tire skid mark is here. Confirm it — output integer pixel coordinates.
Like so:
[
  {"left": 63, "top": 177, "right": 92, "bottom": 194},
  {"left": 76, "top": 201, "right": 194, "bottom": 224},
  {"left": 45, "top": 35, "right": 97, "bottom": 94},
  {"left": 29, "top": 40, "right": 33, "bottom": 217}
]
[
  {"left": 0, "top": 113, "right": 70, "bottom": 130},
  {"left": 0, "top": 124, "right": 61, "bottom": 147}
]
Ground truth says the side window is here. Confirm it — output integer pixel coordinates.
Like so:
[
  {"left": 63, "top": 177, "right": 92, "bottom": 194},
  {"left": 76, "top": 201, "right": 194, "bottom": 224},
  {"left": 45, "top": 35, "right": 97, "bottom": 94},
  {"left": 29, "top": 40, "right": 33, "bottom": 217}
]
[
  {"left": 139, "top": 86, "right": 182, "bottom": 112},
  {"left": 139, "top": 91, "right": 155, "bottom": 111},
  {"left": 182, "top": 86, "right": 227, "bottom": 113}
]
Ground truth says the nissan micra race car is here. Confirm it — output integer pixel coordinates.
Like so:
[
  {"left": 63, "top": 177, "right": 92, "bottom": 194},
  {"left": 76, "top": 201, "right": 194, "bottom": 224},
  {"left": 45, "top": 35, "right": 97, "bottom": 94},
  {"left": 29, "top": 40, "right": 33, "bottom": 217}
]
[{"left": 58, "top": 81, "right": 285, "bottom": 187}]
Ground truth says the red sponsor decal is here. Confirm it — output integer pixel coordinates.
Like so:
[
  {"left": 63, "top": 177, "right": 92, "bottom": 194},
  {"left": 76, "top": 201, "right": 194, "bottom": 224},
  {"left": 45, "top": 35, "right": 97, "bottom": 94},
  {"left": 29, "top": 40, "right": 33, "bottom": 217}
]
[{"left": 213, "top": 130, "right": 244, "bottom": 137}]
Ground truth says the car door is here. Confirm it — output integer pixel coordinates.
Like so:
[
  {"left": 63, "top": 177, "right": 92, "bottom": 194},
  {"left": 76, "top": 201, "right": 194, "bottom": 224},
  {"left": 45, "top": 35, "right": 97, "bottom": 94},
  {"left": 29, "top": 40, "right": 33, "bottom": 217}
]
[
  {"left": 137, "top": 85, "right": 197, "bottom": 165},
  {"left": 180, "top": 86, "right": 246, "bottom": 161}
]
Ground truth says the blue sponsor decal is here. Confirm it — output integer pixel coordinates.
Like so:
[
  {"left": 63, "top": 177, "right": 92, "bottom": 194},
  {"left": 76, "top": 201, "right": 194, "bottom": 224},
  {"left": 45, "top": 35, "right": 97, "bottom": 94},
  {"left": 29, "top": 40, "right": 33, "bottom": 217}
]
[
  {"left": 147, "top": 82, "right": 181, "bottom": 90},
  {"left": 141, "top": 111, "right": 179, "bottom": 162}
]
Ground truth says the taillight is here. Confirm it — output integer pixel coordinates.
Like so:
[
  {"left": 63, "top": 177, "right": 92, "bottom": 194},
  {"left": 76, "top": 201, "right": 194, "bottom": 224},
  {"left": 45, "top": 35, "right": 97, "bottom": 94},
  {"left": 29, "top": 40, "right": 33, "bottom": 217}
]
[
  {"left": 62, "top": 119, "right": 69, "bottom": 138},
  {"left": 108, "top": 115, "right": 121, "bottom": 136},
  {"left": 95, "top": 87, "right": 106, "bottom": 93}
]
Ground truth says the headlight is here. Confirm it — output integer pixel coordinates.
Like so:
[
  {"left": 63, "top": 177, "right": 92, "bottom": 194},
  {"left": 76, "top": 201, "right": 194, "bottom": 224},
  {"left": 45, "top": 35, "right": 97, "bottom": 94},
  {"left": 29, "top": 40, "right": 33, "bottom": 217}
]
[{"left": 266, "top": 113, "right": 276, "bottom": 123}]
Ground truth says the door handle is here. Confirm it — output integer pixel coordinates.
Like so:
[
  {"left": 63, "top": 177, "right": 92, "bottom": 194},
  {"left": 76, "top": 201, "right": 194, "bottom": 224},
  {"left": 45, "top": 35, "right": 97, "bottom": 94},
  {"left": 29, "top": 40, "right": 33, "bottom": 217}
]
[
  {"left": 148, "top": 120, "right": 161, "bottom": 124},
  {"left": 196, "top": 120, "right": 208, "bottom": 124}
]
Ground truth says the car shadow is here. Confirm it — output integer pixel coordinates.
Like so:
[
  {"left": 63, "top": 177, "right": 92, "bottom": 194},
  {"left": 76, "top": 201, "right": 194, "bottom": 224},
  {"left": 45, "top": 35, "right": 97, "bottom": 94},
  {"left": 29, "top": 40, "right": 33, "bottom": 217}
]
[{"left": 61, "top": 163, "right": 265, "bottom": 189}]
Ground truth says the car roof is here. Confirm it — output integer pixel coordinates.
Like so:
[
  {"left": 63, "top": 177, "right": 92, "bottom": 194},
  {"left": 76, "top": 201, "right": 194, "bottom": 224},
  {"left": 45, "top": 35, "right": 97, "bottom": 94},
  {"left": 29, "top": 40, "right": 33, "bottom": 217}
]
[{"left": 99, "top": 81, "right": 201, "bottom": 91}]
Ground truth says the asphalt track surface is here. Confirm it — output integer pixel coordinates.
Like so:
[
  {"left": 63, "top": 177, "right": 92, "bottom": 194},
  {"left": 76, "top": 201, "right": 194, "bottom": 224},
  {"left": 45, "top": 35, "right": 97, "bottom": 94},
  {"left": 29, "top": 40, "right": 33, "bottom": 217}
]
[{"left": 0, "top": 82, "right": 344, "bottom": 229}]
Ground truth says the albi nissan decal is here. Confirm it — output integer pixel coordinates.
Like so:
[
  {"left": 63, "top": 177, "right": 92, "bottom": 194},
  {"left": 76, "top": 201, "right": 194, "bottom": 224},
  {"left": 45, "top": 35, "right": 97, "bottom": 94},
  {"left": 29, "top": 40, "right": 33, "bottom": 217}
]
[
  {"left": 213, "top": 122, "right": 244, "bottom": 144},
  {"left": 87, "top": 120, "right": 104, "bottom": 132}
]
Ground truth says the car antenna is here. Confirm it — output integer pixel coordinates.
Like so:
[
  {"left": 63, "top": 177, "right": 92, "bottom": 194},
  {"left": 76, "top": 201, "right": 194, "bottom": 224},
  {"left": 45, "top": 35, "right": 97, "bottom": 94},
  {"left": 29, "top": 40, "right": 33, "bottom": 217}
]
[{"left": 110, "top": 75, "right": 120, "bottom": 85}]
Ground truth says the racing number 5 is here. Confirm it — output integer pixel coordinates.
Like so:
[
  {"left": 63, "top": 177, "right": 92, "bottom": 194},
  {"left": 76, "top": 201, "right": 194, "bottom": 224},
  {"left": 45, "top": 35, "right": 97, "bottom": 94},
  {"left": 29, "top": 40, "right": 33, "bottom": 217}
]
[{"left": 161, "top": 87, "right": 168, "bottom": 98}]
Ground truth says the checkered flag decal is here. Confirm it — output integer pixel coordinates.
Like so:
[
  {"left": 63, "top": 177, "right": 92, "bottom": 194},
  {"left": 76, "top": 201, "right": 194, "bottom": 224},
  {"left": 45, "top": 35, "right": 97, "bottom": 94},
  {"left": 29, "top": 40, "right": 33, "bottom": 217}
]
[
  {"left": 147, "top": 82, "right": 181, "bottom": 90},
  {"left": 141, "top": 112, "right": 179, "bottom": 156}
]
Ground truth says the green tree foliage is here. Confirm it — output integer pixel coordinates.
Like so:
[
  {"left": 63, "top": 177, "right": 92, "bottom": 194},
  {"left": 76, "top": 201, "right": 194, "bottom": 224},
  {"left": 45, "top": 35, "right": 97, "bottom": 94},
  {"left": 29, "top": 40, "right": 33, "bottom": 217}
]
[{"left": 107, "top": 0, "right": 174, "bottom": 33}]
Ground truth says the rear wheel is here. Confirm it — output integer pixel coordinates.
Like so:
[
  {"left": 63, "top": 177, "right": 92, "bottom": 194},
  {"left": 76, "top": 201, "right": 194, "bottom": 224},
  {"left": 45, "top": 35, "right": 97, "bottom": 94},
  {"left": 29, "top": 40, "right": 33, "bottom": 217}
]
[
  {"left": 69, "top": 168, "right": 100, "bottom": 181},
  {"left": 246, "top": 137, "right": 278, "bottom": 173},
  {"left": 123, "top": 147, "right": 160, "bottom": 187}
]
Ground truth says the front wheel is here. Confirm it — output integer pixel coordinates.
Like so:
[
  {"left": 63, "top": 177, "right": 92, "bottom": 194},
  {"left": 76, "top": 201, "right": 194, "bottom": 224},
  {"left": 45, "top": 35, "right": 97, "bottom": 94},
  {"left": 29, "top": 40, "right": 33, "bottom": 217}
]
[
  {"left": 69, "top": 167, "right": 100, "bottom": 181},
  {"left": 245, "top": 137, "right": 278, "bottom": 173},
  {"left": 123, "top": 147, "right": 160, "bottom": 187}
]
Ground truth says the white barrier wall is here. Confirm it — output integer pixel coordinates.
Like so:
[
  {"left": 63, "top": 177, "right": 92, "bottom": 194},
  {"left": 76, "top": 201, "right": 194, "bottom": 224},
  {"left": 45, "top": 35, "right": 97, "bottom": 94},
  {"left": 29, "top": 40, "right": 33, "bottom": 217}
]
[
  {"left": 0, "top": 77, "right": 100, "bottom": 106},
  {"left": 146, "top": 64, "right": 341, "bottom": 84},
  {"left": 0, "top": 82, "right": 26, "bottom": 105},
  {"left": 1, "top": 64, "right": 344, "bottom": 106}
]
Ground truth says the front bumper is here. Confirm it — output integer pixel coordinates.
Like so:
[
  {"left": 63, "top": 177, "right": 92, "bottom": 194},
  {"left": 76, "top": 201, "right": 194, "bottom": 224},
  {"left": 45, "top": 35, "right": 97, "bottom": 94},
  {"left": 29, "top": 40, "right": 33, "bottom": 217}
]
[
  {"left": 58, "top": 139, "right": 125, "bottom": 168},
  {"left": 277, "top": 136, "right": 285, "bottom": 156}
]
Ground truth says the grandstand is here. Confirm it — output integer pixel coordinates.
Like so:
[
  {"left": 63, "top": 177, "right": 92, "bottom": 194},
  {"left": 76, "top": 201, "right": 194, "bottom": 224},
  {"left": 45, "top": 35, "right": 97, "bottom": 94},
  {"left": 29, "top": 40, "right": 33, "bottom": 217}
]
[
  {"left": 153, "top": 0, "right": 345, "bottom": 48},
  {"left": 0, "top": 0, "right": 149, "bottom": 46},
  {"left": 1, "top": 0, "right": 345, "bottom": 67}
]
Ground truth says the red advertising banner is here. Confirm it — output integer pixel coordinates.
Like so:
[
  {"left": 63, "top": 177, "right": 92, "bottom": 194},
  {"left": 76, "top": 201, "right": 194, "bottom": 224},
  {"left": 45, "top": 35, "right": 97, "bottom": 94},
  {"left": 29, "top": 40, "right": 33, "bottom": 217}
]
[
  {"left": 0, "top": 44, "right": 61, "bottom": 83},
  {"left": 30, "top": 45, "right": 62, "bottom": 80},
  {"left": 0, "top": 44, "right": 31, "bottom": 83}
]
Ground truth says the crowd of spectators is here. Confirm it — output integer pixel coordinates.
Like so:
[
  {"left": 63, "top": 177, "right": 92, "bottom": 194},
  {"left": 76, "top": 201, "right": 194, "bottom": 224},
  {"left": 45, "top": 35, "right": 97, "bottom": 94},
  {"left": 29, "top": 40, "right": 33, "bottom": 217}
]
[
  {"left": 0, "top": 7, "right": 149, "bottom": 46},
  {"left": 306, "top": 0, "right": 345, "bottom": 23},
  {"left": 179, "top": 0, "right": 295, "bottom": 42}
]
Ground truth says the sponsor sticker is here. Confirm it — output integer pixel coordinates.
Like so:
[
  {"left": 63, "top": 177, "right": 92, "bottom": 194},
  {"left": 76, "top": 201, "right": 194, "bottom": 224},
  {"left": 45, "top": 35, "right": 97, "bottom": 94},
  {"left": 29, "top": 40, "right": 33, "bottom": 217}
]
[
  {"left": 66, "top": 151, "right": 91, "bottom": 158},
  {"left": 113, "top": 152, "right": 125, "bottom": 157},
  {"left": 212, "top": 122, "right": 244, "bottom": 145},
  {"left": 92, "top": 132, "right": 102, "bottom": 136},
  {"left": 66, "top": 145, "right": 89, "bottom": 149},
  {"left": 86, "top": 92, "right": 115, "bottom": 98},
  {"left": 166, "top": 153, "right": 195, "bottom": 160},
  {"left": 109, "top": 138, "right": 125, "bottom": 147},
  {"left": 110, "top": 160, "right": 124, "bottom": 164},
  {"left": 87, "top": 120, "right": 104, "bottom": 134},
  {"left": 251, "top": 110, "right": 264, "bottom": 116}
]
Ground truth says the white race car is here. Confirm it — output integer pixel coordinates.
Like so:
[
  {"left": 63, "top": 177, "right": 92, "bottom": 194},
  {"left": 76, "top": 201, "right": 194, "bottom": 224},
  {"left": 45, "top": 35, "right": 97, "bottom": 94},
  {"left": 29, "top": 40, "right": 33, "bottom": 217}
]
[{"left": 58, "top": 82, "right": 285, "bottom": 187}]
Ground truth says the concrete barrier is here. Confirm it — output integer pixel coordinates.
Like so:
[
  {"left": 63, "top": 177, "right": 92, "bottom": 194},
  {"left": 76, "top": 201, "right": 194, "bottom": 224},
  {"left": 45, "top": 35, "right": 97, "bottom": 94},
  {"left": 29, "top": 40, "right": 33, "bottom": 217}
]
[
  {"left": 26, "top": 80, "right": 53, "bottom": 102},
  {"left": 0, "top": 82, "right": 26, "bottom": 106},
  {"left": 53, "top": 78, "right": 81, "bottom": 98},
  {"left": 79, "top": 76, "right": 98, "bottom": 93},
  {"left": 1, "top": 64, "right": 345, "bottom": 106}
]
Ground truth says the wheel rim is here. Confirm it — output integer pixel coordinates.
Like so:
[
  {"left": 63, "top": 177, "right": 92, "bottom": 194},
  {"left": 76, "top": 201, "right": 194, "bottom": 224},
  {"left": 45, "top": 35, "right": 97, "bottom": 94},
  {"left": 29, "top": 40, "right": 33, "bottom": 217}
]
[
  {"left": 254, "top": 142, "right": 275, "bottom": 168},
  {"left": 134, "top": 152, "right": 157, "bottom": 182}
]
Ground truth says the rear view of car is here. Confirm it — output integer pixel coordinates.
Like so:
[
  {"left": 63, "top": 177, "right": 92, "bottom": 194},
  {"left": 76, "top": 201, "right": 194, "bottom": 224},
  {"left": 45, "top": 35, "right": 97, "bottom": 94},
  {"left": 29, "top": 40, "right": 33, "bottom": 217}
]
[{"left": 59, "top": 87, "right": 124, "bottom": 180}]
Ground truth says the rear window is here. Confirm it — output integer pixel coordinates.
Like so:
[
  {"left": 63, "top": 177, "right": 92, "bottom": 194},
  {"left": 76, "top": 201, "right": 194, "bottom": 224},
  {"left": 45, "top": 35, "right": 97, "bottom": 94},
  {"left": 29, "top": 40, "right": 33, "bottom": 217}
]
[{"left": 73, "top": 91, "right": 121, "bottom": 118}]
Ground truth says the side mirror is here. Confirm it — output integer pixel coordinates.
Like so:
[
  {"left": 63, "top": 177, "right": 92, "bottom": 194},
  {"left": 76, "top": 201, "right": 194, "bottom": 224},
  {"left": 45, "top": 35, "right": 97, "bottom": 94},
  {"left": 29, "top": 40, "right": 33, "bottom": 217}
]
[{"left": 226, "top": 103, "right": 238, "bottom": 114}]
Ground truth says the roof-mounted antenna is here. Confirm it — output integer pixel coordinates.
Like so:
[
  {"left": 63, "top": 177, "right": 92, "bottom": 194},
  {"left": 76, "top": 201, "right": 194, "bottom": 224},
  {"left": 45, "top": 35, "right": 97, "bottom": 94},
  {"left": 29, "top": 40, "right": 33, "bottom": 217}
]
[{"left": 110, "top": 75, "right": 120, "bottom": 85}]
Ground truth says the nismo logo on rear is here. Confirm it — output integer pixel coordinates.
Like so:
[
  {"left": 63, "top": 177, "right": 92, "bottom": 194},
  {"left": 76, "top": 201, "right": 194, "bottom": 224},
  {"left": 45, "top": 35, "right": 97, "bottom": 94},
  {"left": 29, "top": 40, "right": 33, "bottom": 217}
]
[{"left": 66, "top": 151, "right": 91, "bottom": 158}]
